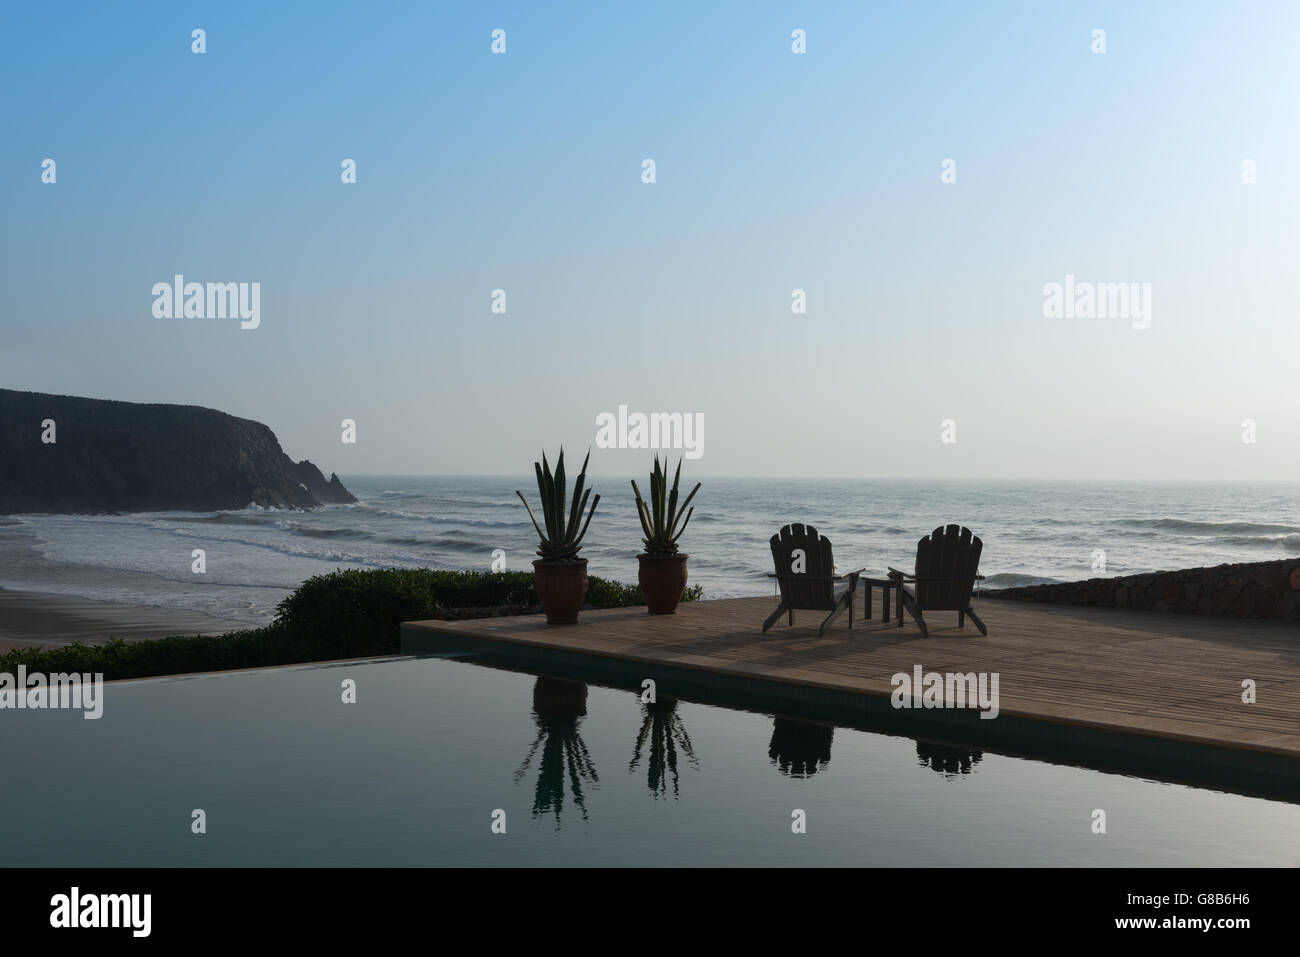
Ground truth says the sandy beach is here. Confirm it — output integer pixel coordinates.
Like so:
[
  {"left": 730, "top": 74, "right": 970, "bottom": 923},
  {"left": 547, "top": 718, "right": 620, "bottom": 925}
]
[
  {"left": 0, "top": 520, "right": 263, "bottom": 653},
  {"left": 0, "top": 587, "right": 238, "bottom": 654}
]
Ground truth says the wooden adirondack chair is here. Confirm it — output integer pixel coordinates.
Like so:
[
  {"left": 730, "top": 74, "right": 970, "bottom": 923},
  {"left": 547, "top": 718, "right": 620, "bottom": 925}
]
[
  {"left": 763, "top": 524, "right": 864, "bottom": 635},
  {"left": 887, "top": 525, "right": 987, "bottom": 636}
]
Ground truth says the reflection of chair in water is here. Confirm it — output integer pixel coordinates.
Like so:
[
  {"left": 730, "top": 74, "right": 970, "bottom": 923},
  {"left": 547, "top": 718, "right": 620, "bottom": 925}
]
[
  {"left": 629, "top": 695, "right": 698, "bottom": 798},
  {"left": 768, "top": 717, "right": 834, "bottom": 778},
  {"left": 515, "top": 677, "right": 599, "bottom": 824},
  {"left": 915, "top": 739, "right": 984, "bottom": 775}
]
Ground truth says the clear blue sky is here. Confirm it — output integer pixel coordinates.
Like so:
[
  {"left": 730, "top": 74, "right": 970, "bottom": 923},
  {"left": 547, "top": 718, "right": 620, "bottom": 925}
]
[{"left": 2, "top": 1, "right": 1297, "bottom": 479}]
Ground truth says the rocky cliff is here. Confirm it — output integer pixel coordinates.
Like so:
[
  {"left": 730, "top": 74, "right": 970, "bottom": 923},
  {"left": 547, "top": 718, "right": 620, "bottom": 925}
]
[{"left": 0, "top": 389, "right": 356, "bottom": 513}]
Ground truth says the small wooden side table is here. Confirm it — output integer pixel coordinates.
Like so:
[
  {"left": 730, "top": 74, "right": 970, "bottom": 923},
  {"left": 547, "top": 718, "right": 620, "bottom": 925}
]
[{"left": 861, "top": 577, "right": 893, "bottom": 622}]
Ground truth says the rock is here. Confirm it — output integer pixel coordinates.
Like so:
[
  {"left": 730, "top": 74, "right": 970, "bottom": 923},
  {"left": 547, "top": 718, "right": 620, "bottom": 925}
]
[
  {"left": 1254, "top": 592, "right": 1276, "bottom": 617},
  {"left": 0, "top": 388, "right": 356, "bottom": 513},
  {"left": 1278, "top": 591, "right": 1300, "bottom": 620},
  {"left": 283, "top": 459, "right": 357, "bottom": 505}
]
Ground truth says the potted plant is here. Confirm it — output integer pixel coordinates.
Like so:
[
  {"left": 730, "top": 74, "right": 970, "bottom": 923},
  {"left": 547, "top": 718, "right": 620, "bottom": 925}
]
[
  {"left": 631, "top": 456, "right": 700, "bottom": 615},
  {"left": 516, "top": 448, "right": 600, "bottom": 624}
]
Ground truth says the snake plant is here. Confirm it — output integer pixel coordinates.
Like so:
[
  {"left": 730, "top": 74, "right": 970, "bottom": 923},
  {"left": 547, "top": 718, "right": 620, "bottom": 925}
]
[
  {"left": 516, "top": 448, "right": 600, "bottom": 562},
  {"left": 631, "top": 456, "right": 700, "bottom": 556}
]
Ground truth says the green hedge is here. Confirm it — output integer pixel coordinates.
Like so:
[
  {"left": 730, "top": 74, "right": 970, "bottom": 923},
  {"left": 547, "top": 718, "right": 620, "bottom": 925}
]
[
  {"left": 0, "top": 626, "right": 304, "bottom": 683},
  {"left": 0, "top": 568, "right": 703, "bottom": 681}
]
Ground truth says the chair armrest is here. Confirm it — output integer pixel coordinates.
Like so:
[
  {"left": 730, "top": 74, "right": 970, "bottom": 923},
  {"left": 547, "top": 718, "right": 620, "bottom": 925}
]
[{"left": 886, "top": 567, "right": 911, "bottom": 579}]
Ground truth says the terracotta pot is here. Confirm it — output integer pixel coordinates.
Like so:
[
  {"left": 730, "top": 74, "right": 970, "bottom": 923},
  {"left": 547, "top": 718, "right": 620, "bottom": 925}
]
[
  {"left": 533, "top": 559, "right": 589, "bottom": 624},
  {"left": 638, "top": 553, "right": 689, "bottom": 615}
]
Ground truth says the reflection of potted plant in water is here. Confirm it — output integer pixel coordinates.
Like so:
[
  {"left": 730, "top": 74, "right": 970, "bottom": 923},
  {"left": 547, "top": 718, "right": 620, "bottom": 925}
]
[
  {"left": 768, "top": 717, "right": 834, "bottom": 778},
  {"left": 515, "top": 677, "right": 599, "bottom": 824},
  {"left": 915, "top": 739, "right": 983, "bottom": 776},
  {"left": 628, "top": 694, "right": 698, "bottom": 798},
  {"left": 516, "top": 449, "right": 600, "bottom": 624},
  {"left": 631, "top": 456, "right": 700, "bottom": 615}
]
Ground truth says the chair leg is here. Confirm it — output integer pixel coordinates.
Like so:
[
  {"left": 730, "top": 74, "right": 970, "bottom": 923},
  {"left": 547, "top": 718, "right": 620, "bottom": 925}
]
[
  {"left": 913, "top": 607, "right": 929, "bottom": 637},
  {"left": 966, "top": 607, "right": 987, "bottom": 636},
  {"left": 899, "top": 592, "right": 927, "bottom": 636},
  {"left": 819, "top": 601, "right": 848, "bottom": 635},
  {"left": 958, "top": 610, "right": 965, "bottom": 627},
  {"left": 762, "top": 604, "right": 787, "bottom": 634}
]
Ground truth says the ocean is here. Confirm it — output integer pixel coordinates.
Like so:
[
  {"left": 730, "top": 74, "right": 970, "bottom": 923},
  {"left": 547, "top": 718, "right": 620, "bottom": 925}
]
[{"left": 2, "top": 477, "right": 1298, "bottom": 631}]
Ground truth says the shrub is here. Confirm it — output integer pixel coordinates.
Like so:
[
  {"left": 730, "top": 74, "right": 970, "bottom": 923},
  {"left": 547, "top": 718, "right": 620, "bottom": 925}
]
[
  {"left": 271, "top": 569, "right": 539, "bottom": 657},
  {"left": 0, "top": 626, "right": 297, "bottom": 682}
]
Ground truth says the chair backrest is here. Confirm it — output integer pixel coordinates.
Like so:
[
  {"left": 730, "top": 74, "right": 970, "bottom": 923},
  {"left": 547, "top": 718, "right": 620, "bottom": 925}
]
[
  {"left": 769, "top": 523, "right": 837, "bottom": 610},
  {"left": 913, "top": 524, "right": 982, "bottom": 610}
]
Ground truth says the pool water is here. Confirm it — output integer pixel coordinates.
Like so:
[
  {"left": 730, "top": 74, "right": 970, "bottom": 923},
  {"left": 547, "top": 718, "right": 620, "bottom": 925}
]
[{"left": 4, "top": 656, "right": 1299, "bottom": 866}]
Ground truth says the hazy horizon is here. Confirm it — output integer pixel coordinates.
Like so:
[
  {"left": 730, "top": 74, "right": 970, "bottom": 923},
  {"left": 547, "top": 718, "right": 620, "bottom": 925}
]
[
  {"left": 4, "top": 1, "right": 1297, "bottom": 482},
  {"left": 341, "top": 472, "right": 1300, "bottom": 484}
]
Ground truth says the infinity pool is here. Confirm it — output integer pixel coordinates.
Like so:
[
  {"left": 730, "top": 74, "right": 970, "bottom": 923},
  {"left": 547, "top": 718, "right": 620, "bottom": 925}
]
[{"left": 5, "top": 655, "right": 1299, "bottom": 866}]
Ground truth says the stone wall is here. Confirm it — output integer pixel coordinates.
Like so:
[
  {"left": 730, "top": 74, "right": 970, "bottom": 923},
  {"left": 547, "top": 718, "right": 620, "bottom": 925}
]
[{"left": 986, "top": 559, "right": 1300, "bottom": 621}]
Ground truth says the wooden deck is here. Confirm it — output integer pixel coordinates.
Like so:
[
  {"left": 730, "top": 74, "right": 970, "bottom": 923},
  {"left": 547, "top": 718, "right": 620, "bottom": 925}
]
[{"left": 402, "top": 595, "right": 1300, "bottom": 792}]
